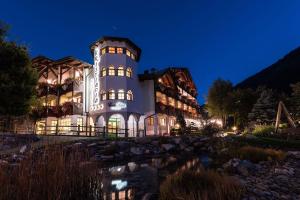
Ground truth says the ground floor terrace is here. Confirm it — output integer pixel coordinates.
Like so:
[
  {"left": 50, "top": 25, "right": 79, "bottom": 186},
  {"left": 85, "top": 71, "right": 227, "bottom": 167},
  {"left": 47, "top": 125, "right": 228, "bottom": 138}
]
[{"left": 32, "top": 112, "right": 201, "bottom": 137}]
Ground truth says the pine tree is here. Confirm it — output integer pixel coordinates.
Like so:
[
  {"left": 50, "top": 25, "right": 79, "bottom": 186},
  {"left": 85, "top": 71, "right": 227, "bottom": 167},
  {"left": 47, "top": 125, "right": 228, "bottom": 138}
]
[
  {"left": 248, "top": 89, "right": 278, "bottom": 125},
  {"left": 289, "top": 82, "right": 300, "bottom": 121}
]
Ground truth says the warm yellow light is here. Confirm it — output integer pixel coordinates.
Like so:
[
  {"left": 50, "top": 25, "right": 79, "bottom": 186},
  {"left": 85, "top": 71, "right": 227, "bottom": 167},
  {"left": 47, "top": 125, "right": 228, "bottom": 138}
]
[
  {"left": 75, "top": 71, "right": 80, "bottom": 78},
  {"left": 47, "top": 79, "right": 52, "bottom": 84},
  {"left": 232, "top": 126, "right": 237, "bottom": 131},
  {"left": 158, "top": 78, "right": 162, "bottom": 83},
  {"left": 175, "top": 123, "right": 180, "bottom": 129}
]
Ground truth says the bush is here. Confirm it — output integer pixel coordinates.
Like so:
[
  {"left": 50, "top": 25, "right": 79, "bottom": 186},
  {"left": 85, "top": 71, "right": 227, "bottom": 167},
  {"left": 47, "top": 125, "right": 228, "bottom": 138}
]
[
  {"left": 200, "top": 123, "right": 220, "bottom": 137},
  {"left": 160, "top": 169, "right": 243, "bottom": 200},
  {"left": 253, "top": 125, "right": 275, "bottom": 136},
  {"left": 0, "top": 146, "right": 103, "bottom": 200},
  {"left": 236, "top": 146, "right": 286, "bottom": 163}
]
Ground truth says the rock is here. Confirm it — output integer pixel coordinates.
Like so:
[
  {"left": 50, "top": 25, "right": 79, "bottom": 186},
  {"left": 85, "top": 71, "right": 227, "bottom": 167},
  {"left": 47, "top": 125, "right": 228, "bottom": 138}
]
[
  {"left": 19, "top": 145, "right": 27, "bottom": 154},
  {"left": 199, "top": 137, "right": 209, "bottom": 142},
  {"left": 130, "top": 147, "right": 143, "bottom": 155},
  {"left": 0, "top": 159, "right": 8, "bottom": 166},
  {"left": 184, "top": 147, "right": 194, "bottom": 152},
  {"left": 135, "top": 137, "right": 151, "bottom": 144},
  {"left": 173, "top": 138, "right": 181, "bottom": 144},
  {"left": 151, "top": 140, "right": 159, "bottom": 146},
  {"left": 244, "top": 134, "right": 257, "bottom": 139},
  {"left": 161, "top": 144, "right": 174, "bottom": 151},
  {"left": 100, "top": 155, "right": 114, "bottom": 161},
  {"left": 87, "top": 143, "right": 97, "bottom": 147},
  {"left": 128, "top": 162, "right": 138, "bottom": 172},
  {"left": 109, "top": 165, "right": 126, "bottom": 175}
]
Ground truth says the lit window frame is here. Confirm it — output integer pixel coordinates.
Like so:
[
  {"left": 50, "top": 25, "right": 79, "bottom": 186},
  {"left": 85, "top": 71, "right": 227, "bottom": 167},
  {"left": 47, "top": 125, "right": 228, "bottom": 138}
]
[
  {"left": 108, "top": 47, "right": 116, "bottom": 54},
  {"left": 108, "top": 66, "right": 115, "bottom": 76},
  {"left": 127, "top": 90, "right": 133, "bottom": 101},
  {"left": 118, "top": 89, "right": 125, "bottom": 99},
  {"left": 101, "top": 67, "right": 107, "bottom": 77},
  {"left": 126, "top": 49, "right": 131, "bottom": 57},
  {"left": 126, "top": 67, "right": 132, "bottom": 78},
  {"left": 117, "top": 66, "right": 125, "bottom": 76},
  {"left": 108, "top": 89, "right": 115, "bottom": 100},
  {"left": 117, "top": 47, "right": 123, "bottom": 54},
  {"left": 101, "top": 48, "right": 106, "bottom": 55},
  {"left": 101, "top": 91, "right": 107, "bottom": 100}
]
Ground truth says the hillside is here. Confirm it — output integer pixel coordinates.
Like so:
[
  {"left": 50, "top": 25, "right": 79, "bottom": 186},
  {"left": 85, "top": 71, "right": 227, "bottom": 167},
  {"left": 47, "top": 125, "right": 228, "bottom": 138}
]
[{"left": 236, "top": 47, "right": 300, "bottom": 93}]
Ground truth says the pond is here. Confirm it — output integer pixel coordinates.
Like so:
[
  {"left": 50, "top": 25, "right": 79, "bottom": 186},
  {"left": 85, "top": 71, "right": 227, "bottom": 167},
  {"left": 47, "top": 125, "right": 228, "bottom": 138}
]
[{"left": 100, "top": 154, "right": 211, "bottom": 200}]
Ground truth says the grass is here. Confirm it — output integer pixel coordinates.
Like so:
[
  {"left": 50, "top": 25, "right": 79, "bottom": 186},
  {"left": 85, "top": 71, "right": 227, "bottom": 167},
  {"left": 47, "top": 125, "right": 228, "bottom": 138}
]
[
  {"left": 235, "top": 146, "right": 286, "bottom": 163},
  {"left": 160, "top": 168, "right": 243, "bottom": 200},
  {"left": 0, "top": 145, "right": 103, "bottom": 200},
  {"left": 252, "top": 125, "right": 275, "bottom": 136}
]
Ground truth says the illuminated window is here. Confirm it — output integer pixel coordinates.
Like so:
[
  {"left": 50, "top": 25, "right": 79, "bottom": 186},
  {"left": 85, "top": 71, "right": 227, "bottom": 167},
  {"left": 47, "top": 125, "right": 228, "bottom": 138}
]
[
  {"left": 131, "top": 53, "right": 136, "bottom": 60},
  {"left": 108, "top": 89, "right": 115, "bottom": 100},
  {"left": 59, "top": 118, "right": 71, "bottom": 132},
  {"left": 177, "top": 101, "right": 182, "bottom": 109},
  {"left": 156, "top": 92, "right": 167, "bottom": 104},
  {"left": 101, "top": 91, "right": 106, "bottom": 100},
  {"left": 101, "top": 67, "right": 107, "bottom": 77},
  {"left": 101, "top": 48, "right": 106, "bottom": 55},
  {"left": 117, "top": 47, "right": 123, "bottom": 54},
  {"left": 183, "top": 104, "right": 187, "bottom": 110},
  {"left": 118, "top": 89, "right": 125, "bottom": 99},
  {"left": 108, "top": 47, "right": 116, "bottom": 54},
  {"left": 126, "top": 67, "right": 132, "bottom": 77},
  {"left": 126, "top": 49, "right": 131, "bottom": 57},
  {"left": 160, "top": 118, "right": 166, "bottom": 126},
  {"left": 117, "top": 66, "right": 125, "bottom": 76},
  {"left": 108, "top": 66, "right": 115, "bottom": 76},
  {"left": 170, "top": 119, "right": 175, "bottom": 126},
  {"left": 148, "top": 117, "right": 154, "bottom": 126},
  {"left": 127, "top": 90, "right": 133, "bottom": 101},
  {"left": 168, "top": 97, "right": 175, "bottom": 107}
]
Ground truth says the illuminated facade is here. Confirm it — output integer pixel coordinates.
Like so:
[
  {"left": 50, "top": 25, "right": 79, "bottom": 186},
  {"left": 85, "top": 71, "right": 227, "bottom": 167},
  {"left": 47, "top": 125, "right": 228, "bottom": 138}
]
[{"left": 30, "top": 36, "right": 201, "bottom": 136}]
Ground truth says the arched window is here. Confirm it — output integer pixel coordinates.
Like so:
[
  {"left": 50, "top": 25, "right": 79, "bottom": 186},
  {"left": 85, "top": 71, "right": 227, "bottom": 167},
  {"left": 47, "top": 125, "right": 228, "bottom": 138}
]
[
  {"left": 108, "top": 89, "right": 115, "bottom": 100},
  {"left": 118, "top": 89, "right": 125, "bottom": 99},
  {"left": 126, "top": 67, "right": 132, "bottom": 78},
  {"left": 127, "top": 90, "right": 133, "bottom": 101},
  {"left": 101, "top": 67, "right": 107, "bottom": 77},
  {"left": 108, "top": 66, "right": 115, "bottom": 76},
  {"left": 100, "top": 90, "right": 106, "bottom": 100},
  {"left": 117, "top": 66, "right": 124, "bottom": 76}
]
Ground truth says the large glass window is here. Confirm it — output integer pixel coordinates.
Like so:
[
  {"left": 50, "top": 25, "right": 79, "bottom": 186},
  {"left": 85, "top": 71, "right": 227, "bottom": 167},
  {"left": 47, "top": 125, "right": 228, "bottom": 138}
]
[
  {"left": 101, "top": 67, "right": 107, "bottom": 77},
  {"left": 108, "top": 89, "right": 115, "bottom": 100},
  {"left": 126, "top": 67, "right": 132, "bottom": 78},
  {"left": 127, "top": 90, "right": 133, "bottom": 101},
  {"left": 108, "top": 66, "right": 115, "bottom": 76},
  {"left": 117, "top": 47, "right": 123, "bottom": 54},
  {"left": 159, "top": 117, "right": 166, "bottom": 126},
  {"left": 59, "top": 118, "right": 71, "bottom": 132},
  {"left": 118, "top": 89, "right": 125, "bottom": 99},
  {"left": 117, "top": 66, "right": 125, "bottom": 76},
  {"left": 108, "top": 47, "right": 116, "bottom": 54},
  {"left": 101, "top": 90, "right": 106, "bottom": 100}
]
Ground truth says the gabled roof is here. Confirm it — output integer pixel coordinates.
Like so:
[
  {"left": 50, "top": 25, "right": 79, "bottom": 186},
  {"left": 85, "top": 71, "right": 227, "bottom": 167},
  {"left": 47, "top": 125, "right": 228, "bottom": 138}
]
[
  {"left": 32, "top": 56, "right": 92, "bottom": 69},
  {"left": 90, "top": 36, "right": 142, "bottom": 61}
]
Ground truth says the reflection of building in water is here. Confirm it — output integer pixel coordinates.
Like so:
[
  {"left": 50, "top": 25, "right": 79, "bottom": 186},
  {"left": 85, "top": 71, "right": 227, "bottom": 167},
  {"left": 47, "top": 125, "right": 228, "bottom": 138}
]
[{"left": 103, "top": 188, "right": 132, "bottom": 200}]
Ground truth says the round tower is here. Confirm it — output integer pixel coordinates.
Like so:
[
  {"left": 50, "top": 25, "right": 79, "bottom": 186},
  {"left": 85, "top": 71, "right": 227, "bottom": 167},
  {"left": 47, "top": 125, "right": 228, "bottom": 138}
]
[{"left": 89, "top": 37, "right": 142, "bottom": 136}]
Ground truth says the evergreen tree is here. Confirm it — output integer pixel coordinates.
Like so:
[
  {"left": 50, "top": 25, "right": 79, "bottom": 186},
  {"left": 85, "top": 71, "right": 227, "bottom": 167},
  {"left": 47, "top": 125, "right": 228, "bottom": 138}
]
[
  {"left": 0, "top": 21, "right": 37, "bottom": 130},
  {"left": 248, "top": 89, "right": 278, "bottom": 125},
  {"left": 289, "top": 82, "right": 300, "bottom": 121}
]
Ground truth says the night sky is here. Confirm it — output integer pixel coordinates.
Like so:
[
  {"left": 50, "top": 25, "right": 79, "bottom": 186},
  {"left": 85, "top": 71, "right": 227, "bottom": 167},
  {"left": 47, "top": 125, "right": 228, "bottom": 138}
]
[{"left": 1, "top": 0, "right": 300, "bottom": 103}]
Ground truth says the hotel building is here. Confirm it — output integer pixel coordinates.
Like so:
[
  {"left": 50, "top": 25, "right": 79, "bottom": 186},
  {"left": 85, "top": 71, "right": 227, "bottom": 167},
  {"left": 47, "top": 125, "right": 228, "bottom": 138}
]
[{"left": 31, "top": 36, "right": 201, "bottom": 136}]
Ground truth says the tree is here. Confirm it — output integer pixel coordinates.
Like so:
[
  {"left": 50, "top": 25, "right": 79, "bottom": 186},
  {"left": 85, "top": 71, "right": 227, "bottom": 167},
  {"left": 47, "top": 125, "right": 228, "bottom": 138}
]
[
  {"left": 248, "top": 89, "right": 278, "bottom": 125},
  {"left": 206, "top": 79, "right": 233, "bottom": 127},
  {"left": 289, "top": 82, "right": 300, "bottom": 121},
  {"left": 229, "top": 88, "right": 258, "bottom": 128},
  {"left": 0, "top": 21, "right": 37, "bottom": 130}
]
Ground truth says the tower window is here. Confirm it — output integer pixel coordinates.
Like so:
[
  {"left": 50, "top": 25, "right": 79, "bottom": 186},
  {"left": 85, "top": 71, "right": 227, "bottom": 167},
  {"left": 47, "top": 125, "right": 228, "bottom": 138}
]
[
  {"left": 101, "top": 48, "right": 106, "bottom": 55},
  {"left": 117, "top": 47, "right": 123, "bottom": 54},
  {"left": 126, "top": 49, "right": 131, "bottom": 57},
  {"left": 108, "top": 66, "right": 115, "bottom": 76},
  {"left": 117, "top": 66, "right": 125, "bottom": 76},
  {"left": 131, "top": 54, "right": 136, "bottom": 60},
  {"left": 101, "top": 91, "right": 106, "bottom": 100},
  {"left": 108, "top": 89, "right": 115, "bottom": 100},
  {"left": 118, "top": 89, "right": 125, "bottom": 99},
  {"left": 127, "top": 90, "right": 133, "bottom": 101},
  {"left": 126, "top": 67, "right": 132, "bottom": 78},
  {"left": 101, "top": 67, "right": 107, "bottom": 77},
  {"left": 108, "top": 47, "right": 116, "bottom": 54}
]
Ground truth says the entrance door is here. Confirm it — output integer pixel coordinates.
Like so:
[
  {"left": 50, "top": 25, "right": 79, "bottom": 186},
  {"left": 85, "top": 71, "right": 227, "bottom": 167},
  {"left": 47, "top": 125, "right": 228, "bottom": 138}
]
[{"left": 108, "top": 117, "right": 120, "bottom": 133}]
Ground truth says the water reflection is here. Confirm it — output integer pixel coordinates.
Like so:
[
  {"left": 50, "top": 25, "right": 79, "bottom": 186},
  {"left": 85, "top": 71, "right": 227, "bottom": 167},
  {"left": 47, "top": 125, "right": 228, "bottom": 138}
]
[{"left": 100, "top": 155, "right": 208, "bottom": 199}]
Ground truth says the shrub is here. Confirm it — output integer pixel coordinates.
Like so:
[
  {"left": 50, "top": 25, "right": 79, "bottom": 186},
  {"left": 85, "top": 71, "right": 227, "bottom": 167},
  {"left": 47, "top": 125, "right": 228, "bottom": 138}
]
[
  {"left": 0, "top": 146, "right": 103, "bottom": 200},
  {"left": 200, "top": 123, "right": 220, "bottom": 137},
  {"left": 253, "top": 125, "right": 275, "bottom": 136},
  {"left": 160, "top": 169, "right": 243, "bottom": 200},
  {"left": 236, "top": 146, "right": 286, "bottom": 163}
]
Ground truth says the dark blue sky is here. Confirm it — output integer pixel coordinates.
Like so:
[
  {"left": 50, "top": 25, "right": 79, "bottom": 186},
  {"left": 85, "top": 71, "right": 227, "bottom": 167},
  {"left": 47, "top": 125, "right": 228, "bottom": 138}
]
[{"left": 1, "top": 0, "right": 300, "bottom": 103}]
